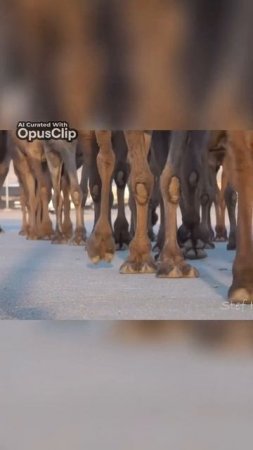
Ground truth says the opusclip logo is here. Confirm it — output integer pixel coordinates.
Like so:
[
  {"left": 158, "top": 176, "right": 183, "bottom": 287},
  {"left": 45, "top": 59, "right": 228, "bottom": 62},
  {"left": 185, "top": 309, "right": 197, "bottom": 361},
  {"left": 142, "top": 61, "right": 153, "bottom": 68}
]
[{"left": 16, "top": 121, "right": 78, "bottom": 142}]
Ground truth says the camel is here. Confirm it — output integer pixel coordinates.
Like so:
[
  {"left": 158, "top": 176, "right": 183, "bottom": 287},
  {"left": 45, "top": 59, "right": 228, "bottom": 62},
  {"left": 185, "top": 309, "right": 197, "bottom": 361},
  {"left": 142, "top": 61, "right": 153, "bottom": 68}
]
[
  {"left": 86, "top": 131, "right": 156, "bottom": 272},
  {"left": 86, "top": 130, "right": 211, "bottom": 274},
  {"left": 43, "top": 139, "right": 86, "bottom": 245},
  {"left": 112, "top": 132, "right": 131, "bottom": 250},
  {"left": 10, "top": 134, "right": 53, "bottom": 239},
  {"left": 79, "top": 130, "right": 131, "bottom": 250},
  {"left": 0, "top": 131, "right": 11, "bottom": 232},
  {"left": 3, "top": 1, "right": 253, "bottom": 129},
  {"left": 147, "top": 131, "right": 215, "bottom": 260},
  {"left": 208, "top": 132, "right": 237, "bottom": 250},
  {"left": 85, "top": 130, "right": 253, "bottom": 304},
  {"left": 226, "top": 131, "right": 253, "bottom": 303}
]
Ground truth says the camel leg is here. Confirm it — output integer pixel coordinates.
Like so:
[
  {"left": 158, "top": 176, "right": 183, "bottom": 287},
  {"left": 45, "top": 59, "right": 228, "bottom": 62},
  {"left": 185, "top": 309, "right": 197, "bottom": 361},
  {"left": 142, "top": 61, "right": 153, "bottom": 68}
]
[
  {"left": 225, "top": 184, "right": 237, "bottom": 251},
  {"left": 60, "top": 148, "right": 86, "bottom": 246},
  {"left": 0, "top": 162, "right": 9, "bottom": 233},
  {"left": 114, "top": 169, "right": 131, "bottom": 250},
  {"left": 31, "top": 166, "right": 53, "bottom": 240},
  {"left": 86, "top": 131, "right": 115, "bottom": 263},
  {"left": 39, "top": 166, "right": 53, "bottom": 239},
  {"left": 148, "top": 177, "right": 160, "bottom": 243},
  {"left": 228, "top": 131, "right": 253, "bottom": 303},
  {"left": 80, "top": 163, "right": 89, "bottom": 228},
  {"left": 157, "top": 132, "right": 198, "bottom": 278},
  {"left": 128, "top": 185, "right": 136, "bottom": 239},
  {"left": 120, "top": 131, "right": 156, "bottom": 274},
  {"left": 25, "top": 171, "right": 38, "bottom": 240},
  {"left": 215, "top": 168, "right": 228, "bottom": 241},
  {"left": 61, "top": 173, "right": 73, "bottom": 239},
  {"left": 154, "top": 195, "right": 165, "bottom": 253},
  {"left": 13, "top": 155, "right": 32, "bottom": 237},
  {"left": 45, "top": 150, "right": 66, "bottom": 244},
  {"left": 89, "top": 154, "right": 101, "bottom": 229},
  {"left": 112, "top": 131, "right": 130, "bottom": 250},
  {"left": 201, "top": 191, "right": 215, "bottom": 250},
  {"left": 19, "top": 186, "right": 29, "bottom": 236},
  {"left": 15, "top": 153, "right": 38, "bottom": 240},
  {"left": 79, "top": 131, "right": 101, "bottom": 230},
  {"left": 114, "top": 182, "right": 130, "bottom": 250},
  {"left": 0, "top": 167, "right": 9, "bottom": 189}
]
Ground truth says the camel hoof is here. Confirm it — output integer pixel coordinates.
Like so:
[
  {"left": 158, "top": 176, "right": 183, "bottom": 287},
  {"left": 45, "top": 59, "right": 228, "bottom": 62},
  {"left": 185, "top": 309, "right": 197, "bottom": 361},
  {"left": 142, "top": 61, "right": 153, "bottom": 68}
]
[
  {"left": 156, "top": 262, "right": 199, "bottom": 278},
  {"left": 86, "top": 231, "right": 115, "bottom": 264},
  {"left": 228, "top": 287, "right": 253, "bottom": 304},
  {"left": 205, "top": 242, "right": 215, "bottom": 249},
  {"left": 62, "top": 223, "right": 73, "bottom": 239},
  {"left": 91, "top": 256, "right": 100, "bottom": 265},
  {"left": 114, "top": 221, "right": 131, "bottom": 250},
  {"left": 120, "top": 259, "right": 157, "bottom": 274},
  {"left": 184, "top": 248, "right": 207, "bottom": 260},
  {"left": 227, "top": 235, "right": 236, "bottom": 251},
  {"left": 148, "top": 230, "right": 156, "bottom": 242},
  {"left": 51, "top": 233, "right": 68, "bottom": 245},
  {"left": 215, "top": 227, "right": 228, "bottom": 242},
  {"left": 115, "top": 242, "right": 128, "bottom": 251},
  {"left": 26, "top": 233, "right": 39, "bottom": 240},
  {"left": 69, "top": 233, "right": 86, "bottom": 246},
  {"left": 19, "top": 228, "right": 29, "bottom": 236},
  {"left": 215, "top": 236, "right": 227, "bottom": 242}
]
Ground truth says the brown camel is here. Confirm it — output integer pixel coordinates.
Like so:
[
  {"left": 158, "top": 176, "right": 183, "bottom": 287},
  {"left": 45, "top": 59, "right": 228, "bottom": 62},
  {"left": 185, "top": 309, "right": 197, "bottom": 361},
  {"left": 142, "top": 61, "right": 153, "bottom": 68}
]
[
  {"left": 226, "top": 131, "right": 253, "bottom": 303},
  {"left": 43, "top": 139, "right": 86, "bottom": 245},
  {"left": 86, "top": 130, "right": 209, "bottom": 275},
  {"left": 10, "top": 134, "right": 53, "bottom": 239},
  {"left": 79, "top": 130, "right": 131, "bottom": 249},
  {"left": 0, "top": 131, "right": 11, "bottom": 232},
  {"left": 3, "top": 1, "right": 253, "bottom": 129},
  {"left": 86, "top": 131, "right": 156, "bottom": 272}
]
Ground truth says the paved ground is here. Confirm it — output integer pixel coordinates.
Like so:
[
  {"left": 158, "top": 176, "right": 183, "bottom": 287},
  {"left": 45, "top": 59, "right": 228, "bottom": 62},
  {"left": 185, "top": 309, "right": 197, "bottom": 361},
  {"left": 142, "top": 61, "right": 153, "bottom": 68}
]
[
  {"left": 1, "top": 209, "right": 253, "bottom": 319},
  {"left": 0, "top": 322, "right": 253, "bottom": 450}
]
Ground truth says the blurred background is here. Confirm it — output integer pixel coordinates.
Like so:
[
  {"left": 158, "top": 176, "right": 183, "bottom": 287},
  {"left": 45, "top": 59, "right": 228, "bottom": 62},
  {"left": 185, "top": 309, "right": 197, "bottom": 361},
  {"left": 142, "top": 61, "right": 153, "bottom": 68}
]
[
  {"left": 1, "top": 0, "right": 253, "bottom": 128},
  {"left": 0, "top": 321, "right": 253, "bottom": 450}
]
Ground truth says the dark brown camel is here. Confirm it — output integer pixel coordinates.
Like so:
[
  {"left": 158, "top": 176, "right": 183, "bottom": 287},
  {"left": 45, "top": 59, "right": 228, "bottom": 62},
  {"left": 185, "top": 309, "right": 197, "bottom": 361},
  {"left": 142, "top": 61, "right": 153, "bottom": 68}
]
[
  {"left": 208, "top": 131, "right": 237, "bottom": 251},
  {"left": 149, "top": 131, "right": 214, "bottom": 260},
  {"left": 112, "top": 132, "right": 131, "bottom": 250}
]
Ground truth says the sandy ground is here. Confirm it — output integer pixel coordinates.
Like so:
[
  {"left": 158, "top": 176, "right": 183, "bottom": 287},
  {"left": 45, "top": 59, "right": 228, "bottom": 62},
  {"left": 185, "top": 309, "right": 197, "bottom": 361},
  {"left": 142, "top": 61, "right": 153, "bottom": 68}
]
[
  {"left": 0, "top": 322, "right": 253, "bottom": 450},
  {"left": 0, "top": 208, "right": 252, "bottom": 319}
]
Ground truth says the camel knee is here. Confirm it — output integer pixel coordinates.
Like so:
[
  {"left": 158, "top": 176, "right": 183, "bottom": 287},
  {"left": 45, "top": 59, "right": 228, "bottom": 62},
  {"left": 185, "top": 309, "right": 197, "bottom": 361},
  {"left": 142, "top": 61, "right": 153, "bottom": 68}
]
[
  {"left": 134, "top": 183, "right": 149, "bottom": 206},
  {"left": 115, "top": 170, "right": 127, "bottom": 189},
  {"left": 201, "top": 193, "right": 209, "bottom": 206},
  {"left": 132, "top": 170, "right": 153, "bottom": 206},
  {"left": 71, "top": 189, "right": 82, "bottom": 207},
  {"left": 91, "top": 184, "right": 101, "bottom": 204},
  {"left": 97, "top": 149, "right": 115, "bottom": 173},
  {"left": 40, "top": 186, "right": 49, "bottom": 200},
  {"left": 161, "top": 168, "right": 180, "bottom": 204},
  {"left": 225, "top": 186, "right": 237, "bottom": 207},
  {"left": 188, "top": 170, "right": 199, "bottom": 188}
]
